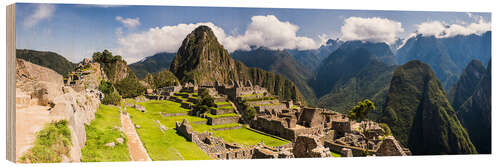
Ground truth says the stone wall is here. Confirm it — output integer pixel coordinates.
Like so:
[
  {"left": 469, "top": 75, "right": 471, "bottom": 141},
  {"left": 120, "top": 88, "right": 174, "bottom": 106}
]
[
  {"left": 375, "top": 136, "right": 408, "bottom": 156},
  {"left": 207, "top": 116, "right": 240, "bottom": 125},
  {"left": 292, "top": 135, "right": 331, "bottom": 158},
  {"left": 210, "top": 108, "right": 234, "bottom": 115},
  {"left": 298, "top": 108, "right": 325, "bottom": 128},
  {"left": 324, "top": 139, "right": 376, "bottom": 157},
  {"left": 251, "top": 116, "right": 323, "bottom": 142},
  {"left": 16, "top": 59, "right": 102, "bottom": 162}
]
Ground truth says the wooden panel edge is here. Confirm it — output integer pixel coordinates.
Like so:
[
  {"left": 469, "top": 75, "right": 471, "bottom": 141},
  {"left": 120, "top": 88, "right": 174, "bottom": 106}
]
[{"left": 6, "top": 3, "right": 17, "bottom": 163}]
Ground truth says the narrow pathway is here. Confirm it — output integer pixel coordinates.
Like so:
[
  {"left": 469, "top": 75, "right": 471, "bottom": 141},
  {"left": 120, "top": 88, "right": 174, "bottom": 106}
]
[{"left": 121, "top": 110, "right": 151, "bottom": 161}]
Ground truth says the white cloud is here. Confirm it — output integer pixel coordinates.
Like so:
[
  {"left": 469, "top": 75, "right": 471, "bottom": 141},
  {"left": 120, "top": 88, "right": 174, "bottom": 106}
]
[
  {"left": 115, "top": 15, "right": 321, "bottom": 63},
  {"left": 115, "top": 16, "right": 141, "bottom": 29},
  {"left": 415, "top": 18, "right": 490, "bottom": 38},
  {"left": 340, "top": 17, "right": 404, "bottom": 44},
  {"left": 224, "top": 15, "right": 320, "bottom": 51},
  {"left": 115, "top": 22, "right": 229, "bottom": 63},
  {"left": 23, "top": 4, "right": 55, "bottom": 28}
]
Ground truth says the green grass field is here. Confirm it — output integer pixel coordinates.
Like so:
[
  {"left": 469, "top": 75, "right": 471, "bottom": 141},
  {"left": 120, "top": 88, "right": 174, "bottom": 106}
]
[
  {"left": 126, "top": 107, "right": 211, "bottom": 160},
  {"left": 126, "top": 99, "right": 290, "bottom": 159},
  {"left": 212, "top": 127, "right": 289, "bottom": 147},
  {"left": 81, "top": 105, "right": 130, "bottom": 162},
  {"left": 139, "top": 100, "right": 190, "bottom": 114}
]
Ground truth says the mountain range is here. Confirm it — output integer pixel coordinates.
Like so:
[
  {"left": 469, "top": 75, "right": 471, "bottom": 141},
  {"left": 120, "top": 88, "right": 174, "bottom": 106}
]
[
  {"left": 128, "top": 52, "right": 176, "bottom": 79},
  {"left": 396, "top": 31, "right": 491, "bottom": 90}
]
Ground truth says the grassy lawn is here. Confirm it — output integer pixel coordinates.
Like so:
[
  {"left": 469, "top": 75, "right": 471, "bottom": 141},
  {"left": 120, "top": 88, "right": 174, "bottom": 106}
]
[
  {"left": 215, "top": 101, "right": 231, "bottom": 106},
  {"left": 126, "top": 107, "right": 211, "bottom": 160},
  {"left": 139, "top": 100, "right": 190, "bottom": 114},
  {"left": 212, "top": 127, "right": 289, "bottom": 147},
  {"left": 217, "top": 105, "right": 234, "bottom": 109},
  {"left": 81, "top": 105, "right": 130, "bottom": 162},
  {"left": 20, "top": 120, "right": 72, "bottom": 163},
  {"left": 330, "top": 152, "right": 342, "bottom": 157}
]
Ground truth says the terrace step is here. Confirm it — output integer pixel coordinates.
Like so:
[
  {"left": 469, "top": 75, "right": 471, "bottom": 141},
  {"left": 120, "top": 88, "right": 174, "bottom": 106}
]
[
  {"left": 211, "top": 125, "right": 243, "bottom": 131},
  {"left": 160, "top": 112, "right": 188, "bottom": 117}
]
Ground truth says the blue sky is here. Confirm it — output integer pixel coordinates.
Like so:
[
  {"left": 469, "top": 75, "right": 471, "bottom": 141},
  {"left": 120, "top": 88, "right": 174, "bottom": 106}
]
[{"left": 16, "top": 3, "right": 491, "bottom": 63}]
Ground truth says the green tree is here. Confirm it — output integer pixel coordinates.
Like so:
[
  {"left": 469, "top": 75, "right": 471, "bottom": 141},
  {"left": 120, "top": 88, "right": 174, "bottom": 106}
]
[
  {"left": 379, "top": 123, "right": 392, "bottom": 136},
  {"left": 114, "top": 72, "right": 146, "bottom": 98},
  {"left": 243, "top": 103, "right": 256, "bottom": 122},
  {"left": 348, "top": 99, "right": 375, "bottom": 121},
  {"left": 194, "top": 89, "right": 215, "bottom": 115}
]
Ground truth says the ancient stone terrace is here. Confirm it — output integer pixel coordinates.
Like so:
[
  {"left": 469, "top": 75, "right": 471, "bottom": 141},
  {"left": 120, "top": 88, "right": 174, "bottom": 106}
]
[
  {"left": 144, "top": 81, "right": 410, "bottom": 158},
  {"left": 175, "top": 119, "right": 292, "bottom": 160}
]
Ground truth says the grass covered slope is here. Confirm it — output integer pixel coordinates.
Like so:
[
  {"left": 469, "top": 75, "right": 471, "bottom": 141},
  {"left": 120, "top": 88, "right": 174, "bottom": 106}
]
[
  {"left": 81, "top": 105, "right": 130, "bottom": 162},
  {"left": 125, "top": 99, "right": 289, "bottom": 160},
  {"left": 456, "top": 61, "right": 491, "bottom": 154},
  {"left": 20, "top": 120, "right": 72, "bottom": 163},
  {"left": 125, "top": 104, "right": 211, "bottom": 160},
  {"left": 16, "top": 49, "right": 76, "bottom": 77},
  {"left": 382, "top": 60, "right": 476, "bottom": 155},
  {"left": 212, "top": 127, "right": 289, "bottom": 147}
]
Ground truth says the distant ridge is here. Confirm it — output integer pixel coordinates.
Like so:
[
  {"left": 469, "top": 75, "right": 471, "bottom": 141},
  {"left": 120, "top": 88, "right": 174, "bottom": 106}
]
[{"left": 16, "top": 49, "right": 76, "bottom": 77}]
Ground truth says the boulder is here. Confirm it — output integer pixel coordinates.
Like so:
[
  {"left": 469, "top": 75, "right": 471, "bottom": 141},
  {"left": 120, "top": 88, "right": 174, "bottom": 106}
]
[
  {"left": 116, "top": 138, "right": 124, "bottom": 144},
  {"left": 105, "top": 142, "right": 116, "bottom": 147}
]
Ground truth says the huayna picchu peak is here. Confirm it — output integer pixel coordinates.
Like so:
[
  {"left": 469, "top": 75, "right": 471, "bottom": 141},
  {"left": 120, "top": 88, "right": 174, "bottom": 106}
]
[{"left": 170, "top": 25, "right": 304, "bottom": 102}]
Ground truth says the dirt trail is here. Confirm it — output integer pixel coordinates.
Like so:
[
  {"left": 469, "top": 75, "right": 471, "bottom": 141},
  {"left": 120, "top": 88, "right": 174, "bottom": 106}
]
[{"left": 121, "top": 110, "right": 151, "bottom": 161}]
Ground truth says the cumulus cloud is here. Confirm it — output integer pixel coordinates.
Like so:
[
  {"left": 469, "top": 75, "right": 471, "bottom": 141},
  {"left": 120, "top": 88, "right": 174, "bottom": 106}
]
[
  {"left": 23, "top": 4, "right": 55, "bottom": 28},
  {"left": 115, "top": 15, "right": 321, "bottom": 63},
  {"left": 224, "top": 15, "right": 319, "bottom": 51},
  {"left": 396, "top": 15, "right": 491, "bottom": 50},
  {"left": 415, "top": 18, "right": 491, "bottom": 38},
  {"left": 115, "top": 16, "right": 141, "bottom": 29},
  {"left": 340, "top": 17, "right": 404, "bottom": 44},
  {"left": 115, "top": 22, "right": 229, "bottom": 63}
]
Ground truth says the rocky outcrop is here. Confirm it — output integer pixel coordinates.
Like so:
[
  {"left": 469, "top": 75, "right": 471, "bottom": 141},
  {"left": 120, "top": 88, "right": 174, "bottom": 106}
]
[
  {"left": 292, "top": 135, "right": 331, "bottom": 158},
  {"left": 16, "top": 59, "right": 101, "bottom": 162}
]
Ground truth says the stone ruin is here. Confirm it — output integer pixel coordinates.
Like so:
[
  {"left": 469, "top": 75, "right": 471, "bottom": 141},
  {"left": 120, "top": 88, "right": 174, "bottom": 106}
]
[
  {"left": 175, "top": 119, "right": 293, "bottom": 160},
  {"left": 215, "top": 80, "right": 268, "bottom": 100},
  {"left": 145, "top": 78, "right": 411, "bottom": 158},
  {"left": 292, "top": 135, "right": 331, "bottom": 158}
]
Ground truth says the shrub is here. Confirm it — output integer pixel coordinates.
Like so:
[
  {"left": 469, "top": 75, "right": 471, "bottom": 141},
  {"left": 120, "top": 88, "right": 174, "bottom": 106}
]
[
  {"left": 114, "top": 72, "right": 146, "bottom": 98},
  {"left": 379, "top": 123, "right": 392, "bottom": 136},
  {"left": 193, "top": 89, "right": 215, "bottom": 115},
  {"left": 102, "top": 89, "right": 121, "bottom": 106}
]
